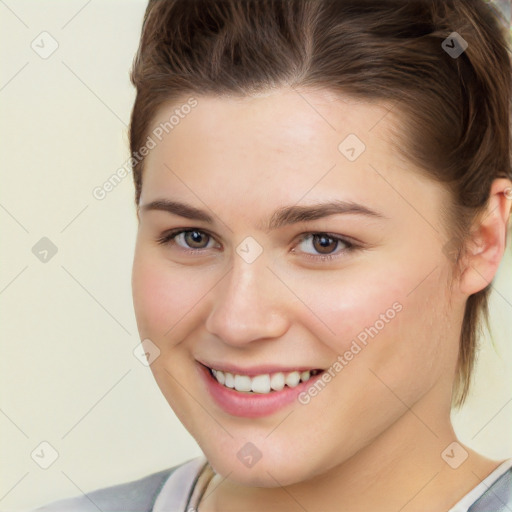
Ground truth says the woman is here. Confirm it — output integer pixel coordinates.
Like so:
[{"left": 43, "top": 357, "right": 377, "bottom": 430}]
[{"left": 34, "top": 0, "right": 512, "bottom": 510}]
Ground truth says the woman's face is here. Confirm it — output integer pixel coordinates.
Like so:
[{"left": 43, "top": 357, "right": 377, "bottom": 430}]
[{"left": 132, "top": 87, "right": 464, "bottom": 486}]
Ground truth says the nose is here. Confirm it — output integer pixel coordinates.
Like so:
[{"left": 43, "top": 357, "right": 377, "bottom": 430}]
[{"left": 204, "top": 254, "right": 290, "bottom": 347}]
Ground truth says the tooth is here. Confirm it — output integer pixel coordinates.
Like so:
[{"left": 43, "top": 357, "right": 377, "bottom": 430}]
[
  {"left": 251, "top": 374, "right": 271, "bottom": 393},
  {"left": 285, "top": 371, "right": 300, "bottom": 387},
  {"left": 216, "top": 368, "right": 316, "bottom": 392},
  {"left": 234, "top": 374, "right": 252, "bottom": 392},
  {"left": 270, "top": 372, "right": 285, "bottom": 391},
  {"left": 300, "top": 370, "right": 310, "bottom": 382},
  {"left": 224, "top": 372, "right": 235, "bottom": 388},
  {"left": 216, "top": 370, "right": 225, "bottom": 385}
]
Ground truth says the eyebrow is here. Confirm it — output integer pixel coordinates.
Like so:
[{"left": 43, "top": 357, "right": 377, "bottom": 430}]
[{"left": 140, "top": 199, "right": 388, "bottom": 231}]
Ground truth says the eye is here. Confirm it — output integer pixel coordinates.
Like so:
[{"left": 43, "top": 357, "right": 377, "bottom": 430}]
[
  {"left": 156, "top": 229, "right": 219, "bottom": 252},
  {"left": 292, "top": 233, "right": 355, "bottom": 261},
  {"left": 156, "top": 229, "right": 358, "bottom": 262}
]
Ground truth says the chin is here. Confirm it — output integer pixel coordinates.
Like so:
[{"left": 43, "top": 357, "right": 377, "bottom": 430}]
[
  {"left": 208, "top": 455, "right": 310, "bottom": 487},
  {"left": 197, "top": 435, "right": 331, "bottom": 488}
]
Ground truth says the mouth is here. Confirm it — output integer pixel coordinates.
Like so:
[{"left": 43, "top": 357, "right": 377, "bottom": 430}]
[
  {"left": 197, "top": 361, "right": 327, "bottom": 418},
  {"left": 207, "top": 365, "right": 324, "bottom": 394}
]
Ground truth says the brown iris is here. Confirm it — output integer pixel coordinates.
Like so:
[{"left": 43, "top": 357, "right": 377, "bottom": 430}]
[
  {"left": 184, "top": 230, "right": 209, "bottom": 248},
  {"left": 311, "top": 234, "right": 338, "bottom": 254}
]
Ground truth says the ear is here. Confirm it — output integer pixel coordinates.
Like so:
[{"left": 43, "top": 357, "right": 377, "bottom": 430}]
[{"left": 459, "top": 178, "right": 512, "bottom": 295}]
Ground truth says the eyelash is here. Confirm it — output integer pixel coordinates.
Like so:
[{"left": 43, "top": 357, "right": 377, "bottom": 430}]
[{"left": 156, "top": 228, "right": 360, "bottom": 262}]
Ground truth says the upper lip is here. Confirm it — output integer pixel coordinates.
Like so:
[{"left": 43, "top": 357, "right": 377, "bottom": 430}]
[{"left": 197, "top": 360, "right": 324, "bottom": 377}]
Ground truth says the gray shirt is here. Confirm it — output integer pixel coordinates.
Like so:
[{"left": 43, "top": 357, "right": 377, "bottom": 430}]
[{"left": 31, "top": 456, "right": 512, "bottom": 512}]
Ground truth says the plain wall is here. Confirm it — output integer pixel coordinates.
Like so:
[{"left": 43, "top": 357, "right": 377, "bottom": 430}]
[{"left": 1, "top": 1, "right": 511, "bottom": 510}]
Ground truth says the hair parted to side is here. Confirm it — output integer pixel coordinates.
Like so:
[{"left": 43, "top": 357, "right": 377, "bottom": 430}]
[{"left": 128, "top": 0, "right": 512, "bottom": 407}]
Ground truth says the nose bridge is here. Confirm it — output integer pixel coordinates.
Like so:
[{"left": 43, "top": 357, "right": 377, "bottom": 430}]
[{"left": 205, "top": 251, "right": 288, "bottom": 345}]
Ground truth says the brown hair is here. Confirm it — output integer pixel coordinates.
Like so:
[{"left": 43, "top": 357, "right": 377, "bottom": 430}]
[{"left": 128, "top": 0, "right": 512, "bottom": 407}]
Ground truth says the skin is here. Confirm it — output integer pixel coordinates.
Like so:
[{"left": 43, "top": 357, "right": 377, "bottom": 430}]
[{"left": 131, "top": 87, "right": 512, "bottom": 512}]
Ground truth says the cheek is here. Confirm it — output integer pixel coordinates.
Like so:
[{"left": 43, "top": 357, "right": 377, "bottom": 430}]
[
  {"left": 292, "top": 263, "right": 454, "bottom": 386},
  {"left": 131, "top": 247, "right": 205, "bottom": 343},
  {"left": 288, "top": 265, "right": 408, "bottom": 350},
  {"left": 131, "top": 246, "right": 208, "bottom": 420}
]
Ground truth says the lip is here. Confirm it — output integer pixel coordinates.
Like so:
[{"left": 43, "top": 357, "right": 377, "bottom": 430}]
[
  {"left": 196, "top": 361, "right": 325, "bottom": 418},
  {"left": 196, "top": 359, "right": 323, "bottom": 377}
]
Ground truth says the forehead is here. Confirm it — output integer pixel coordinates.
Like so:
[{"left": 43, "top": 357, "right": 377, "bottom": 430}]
[
  {"left": 146, "top": 88, "right": 395, "bottom": 164},
  {"left": 140, "top": 87, "right": 446, "bottom": 221}
]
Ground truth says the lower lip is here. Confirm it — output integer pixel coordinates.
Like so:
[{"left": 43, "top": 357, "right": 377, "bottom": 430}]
[{"left": 197, "top": 362, "right": 324, "bottom": 418}]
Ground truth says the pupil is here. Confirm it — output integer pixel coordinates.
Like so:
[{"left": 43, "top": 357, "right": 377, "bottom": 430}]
[
  {"left": 187, "top": 230, "right": 206, "bottom": 248},
  {"left": 313, "top": 234, "right": 337, "bottom": 254}
]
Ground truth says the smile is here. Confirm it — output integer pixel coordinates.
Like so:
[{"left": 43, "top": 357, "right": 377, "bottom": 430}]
[
  {"left": 208, "top": 367, "right": 323, "bottom": 394},
  {"left": 197, "top": 362, "right": 327, "bottom": 418}
]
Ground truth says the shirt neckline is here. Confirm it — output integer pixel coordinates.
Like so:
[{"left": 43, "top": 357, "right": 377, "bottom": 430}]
[
  {"left": 186, "top": 460, "right": 216, "bottom": 510},
  {"left": 152, "top": 456, "right": 209, "bottom": 512},
  {"left": 153, "top": 455, "right": 512, "bottom": 512},
  {"left": 447, "top": 457, "right": 512, "bottom": 512}
]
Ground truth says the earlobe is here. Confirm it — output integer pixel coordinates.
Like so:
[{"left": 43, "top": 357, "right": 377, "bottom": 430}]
[{"left": 458, "top": 178, "right": 512, "bottom": 296}]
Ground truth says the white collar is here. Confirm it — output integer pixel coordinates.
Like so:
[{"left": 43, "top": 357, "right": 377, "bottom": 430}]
[
  {"left": 153, "top": 456, "right": 207, "bottom": 512},
  {"left": 448, "top": 458, "right": 512, "bottom": 512},
  {"left": 153, "top": 456, "right": 512, "bottom": 512}
]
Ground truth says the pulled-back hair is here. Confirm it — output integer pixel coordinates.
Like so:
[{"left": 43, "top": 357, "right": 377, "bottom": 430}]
[{"left": 128, "top": 0, "right": 512, "bottom": 407}]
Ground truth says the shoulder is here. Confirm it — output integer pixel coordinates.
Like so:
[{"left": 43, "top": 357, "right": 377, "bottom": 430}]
[
  {"left": 30, "top": 457, "right": 203, "bottom": 512},
  {"left": 468, "top": 465, "right": 512, "bottom": 512}
]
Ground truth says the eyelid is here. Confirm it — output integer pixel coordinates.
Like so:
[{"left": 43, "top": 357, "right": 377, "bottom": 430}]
[
  {"left": 292, "top": 232, "right": 357, "bottom": 261},
  {"left": 156, "top": 227, "right": 221, "bottom": 253},
  {"left": 156, "top": 227, "right": 361, "bottom": 262},
  {"left": 294, "top": 231, "right": 359, "bottom": 248}
]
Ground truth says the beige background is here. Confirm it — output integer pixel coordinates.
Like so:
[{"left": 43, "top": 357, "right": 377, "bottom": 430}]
[{"left": 0, "top": 1, "right": 511, "bottom": 510}]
